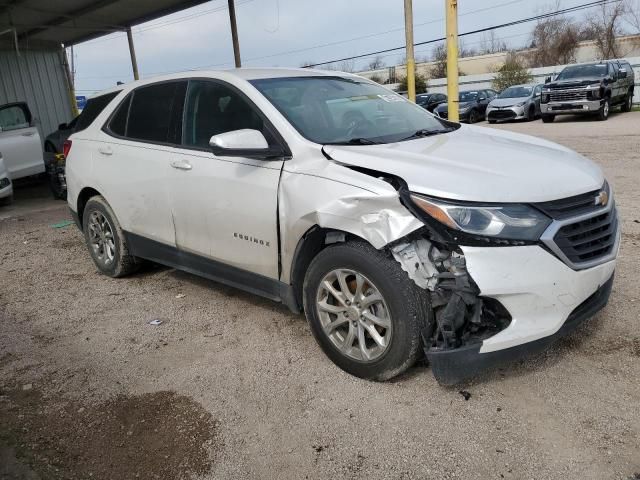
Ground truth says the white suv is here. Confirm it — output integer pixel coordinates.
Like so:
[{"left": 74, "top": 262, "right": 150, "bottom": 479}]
[{"left": 66, "top": 69, "right": 619, "bottom": 384}]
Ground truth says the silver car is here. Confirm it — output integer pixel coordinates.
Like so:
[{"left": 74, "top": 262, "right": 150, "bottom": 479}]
[{"left": 486, "top": 84, "right": 543, "bottom": 123}]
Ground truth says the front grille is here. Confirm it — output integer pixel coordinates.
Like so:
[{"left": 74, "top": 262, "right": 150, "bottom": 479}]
[
  {"left": 550, "top": 90, "right": 588, "bottom": 102},
  {"left": 488, "top": 110, "right": 516, "bottom": 120},
  {"left": 553, "top": 208, "right": 618, "bottom": 264},
  {"left": 536, "top": 188, "right": 602, "bottom": 220}
]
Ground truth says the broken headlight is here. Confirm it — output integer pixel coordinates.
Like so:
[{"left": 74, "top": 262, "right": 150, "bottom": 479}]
[{"left": 410, "top": 194, "right": 551, "bottom": 241}]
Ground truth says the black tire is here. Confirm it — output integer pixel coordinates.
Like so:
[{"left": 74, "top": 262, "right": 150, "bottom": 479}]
[
  {"left": 488, "top": 119, "right": 497, "bottom": 124},
  {"left": 527, "top": 105, "right": 535, "bottom": 121},
  {"left": 82, "top": 195, "right": 139, "bottom": 278},
  {"left": 597, "top": 98, "right": 610, "bottom": 121},
  {"left": 303, "top": 240, "right": 432, "bottom": 381},
  {"left": 621, "top": 90, "right": 633, "bottom": 112},
  {"left": 468, "top": 109, "right": 479, "bottom": 124},
  {"left": 541, "top": 114, "right": 555, "bottom": 123}
]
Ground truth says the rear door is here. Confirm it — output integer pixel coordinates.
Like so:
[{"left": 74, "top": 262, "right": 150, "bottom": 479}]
[
  {"left": 0, "top": 103, "right": 43, "bottom": 179},
  {"left": 169, "top": 79, "right": 284, "bottom": 279},
  {"left": 96, "top": 81, "right": 187, "bottom": 248}
]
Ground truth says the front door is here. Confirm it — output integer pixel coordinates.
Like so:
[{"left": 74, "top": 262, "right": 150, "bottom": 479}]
[
  {"left": 0, "top": 103, "right": 43, "bottom": 179},
  {"left": 169, "top": 79, "right": 283, "bottom": 279}
]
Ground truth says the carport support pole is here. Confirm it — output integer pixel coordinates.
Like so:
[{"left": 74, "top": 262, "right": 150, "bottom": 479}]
[
  {"left": 126, "top": 27, "right": 140, "bottom": 81},
  {"left": 403, "top": 0, "right": 416, "bottom": 102},
  {"left": 228, "top": 0, "right": 241, "bottom": 67},
  {"left": 446, "top": 0, "right": 459, "bottom": 122}
]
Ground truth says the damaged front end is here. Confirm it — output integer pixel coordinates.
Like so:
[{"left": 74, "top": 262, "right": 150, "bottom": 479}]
[{"left": 391, "top": 236, "right": 512, "bottom": 384}]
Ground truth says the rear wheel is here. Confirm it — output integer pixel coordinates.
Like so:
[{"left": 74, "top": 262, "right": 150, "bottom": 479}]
[
  {"left": 621, "top": 90, "right": 633, "bottom": 112},
  {"left": 303, "top": 240, "right": 431, "bottom": 381},
  {"left": 597, "top": 98, "right": 610, "bottom": 121},
  {"left": 542, "top": 114, "right": 555, "bottom": 123},
  {"left": 468, "top": 109, "right": 479, "bottom": 124},
  {"left": 82, "top": 196, "right": 139, "bottom": 278}
]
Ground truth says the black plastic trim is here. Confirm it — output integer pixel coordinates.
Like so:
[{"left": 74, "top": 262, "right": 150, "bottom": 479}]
[
  {"left": 124, "top": 232, "right": 298, "bottom": 312},
  {"left": 427, "top": 274, "right": 614, "bottom": 385}
]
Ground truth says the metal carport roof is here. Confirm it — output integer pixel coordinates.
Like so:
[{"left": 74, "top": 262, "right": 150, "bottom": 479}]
[{"left": 1, "top": 0, "right": 211, "bottom": 48}]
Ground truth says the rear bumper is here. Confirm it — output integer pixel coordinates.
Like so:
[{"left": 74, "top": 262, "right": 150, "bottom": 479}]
[
  {"left": 427, "top": 274, "right": 613, "bottom": 385},
  {"left": 541, "top": 99, "right": 602, "bottom": 115}
]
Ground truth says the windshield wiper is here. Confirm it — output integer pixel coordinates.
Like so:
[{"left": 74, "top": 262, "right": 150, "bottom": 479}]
[
  {"left": 328, "top": 137, "right": 382, "bottom": 146},
  {"left": 400, "top": 127, "right": 456, "bottom": 142}
]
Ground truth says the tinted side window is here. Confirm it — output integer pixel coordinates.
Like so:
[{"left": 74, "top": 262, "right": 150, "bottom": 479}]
[
  {"left": 75, "top": 91, "right": 119, "bottom": 132},
  {"left": 0, "top": 104, "right": 30, "bottom": 131},
  {"left": 108, "top": 95, "right": 131, "bottom": 137},
  {"left": 183, "top": 80, "right": 266, "bottom": 149},
  {"left": 127, "top": 82, "right": 183, "bottom": 143}
]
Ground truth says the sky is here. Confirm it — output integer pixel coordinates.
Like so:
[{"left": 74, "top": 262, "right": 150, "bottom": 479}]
[{"left": 71, "top": 0, "right": 602, "bottom": 95}]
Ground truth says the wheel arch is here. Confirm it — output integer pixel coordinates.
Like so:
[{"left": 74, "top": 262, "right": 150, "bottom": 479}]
[
  {"left": 289, "top": 226, "right": 374, "bottom": 311},
  {"left": 76, "top": 186, "right": 103, "bottom": 228}
]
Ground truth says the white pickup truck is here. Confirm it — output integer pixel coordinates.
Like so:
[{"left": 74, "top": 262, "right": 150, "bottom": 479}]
[{"left": 0, "top": 102, "right": 45, "bottom": 204}]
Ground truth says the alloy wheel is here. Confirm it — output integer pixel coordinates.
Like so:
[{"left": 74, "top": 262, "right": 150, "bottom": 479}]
[
  {"left": 87, "top": 211, "right": 116, "bottom": 266},
  {"left": 315, "top": 269, "right": 392, "bottom": 362}
]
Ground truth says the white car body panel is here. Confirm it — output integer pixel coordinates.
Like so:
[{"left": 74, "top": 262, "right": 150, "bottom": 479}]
[
  {"left": 324, "top": 124, "right": 603, "bottom": 203},
  {"left": 0, "top": 123, "right": 43, "bottom": 179},
  {"left": 462, "top": 245, "right": 617, "bottom": 353}
]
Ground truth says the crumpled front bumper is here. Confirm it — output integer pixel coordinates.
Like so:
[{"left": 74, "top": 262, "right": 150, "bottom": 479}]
[{"left": 427, "top": 243, "right": 617, "bottom": 385}]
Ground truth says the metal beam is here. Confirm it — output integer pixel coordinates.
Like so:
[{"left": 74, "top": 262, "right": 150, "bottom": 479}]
[
  {"left": 126, "top": 26, "right": 139, "bottom": 81},
  {"left": 228, "top": 0, "right": 241, "bottom": 67},
  {"left": 19, "top": 0, "right": 122, "bottom": 40}
]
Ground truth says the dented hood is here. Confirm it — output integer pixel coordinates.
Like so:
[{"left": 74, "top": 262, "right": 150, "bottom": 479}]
[{"left": 323, "top": 125, "right": 604, "bottom": 203}]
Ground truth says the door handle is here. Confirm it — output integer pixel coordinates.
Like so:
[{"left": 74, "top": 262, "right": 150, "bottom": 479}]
[
  {"left": 98, "top": 146, "right": 113, "bottom": 156},
  {"left": 21, "top": 132, "right": 35, "bottom": 137},
  {"left": 170, "top": 160, "right": 192, "bottom": 171}
]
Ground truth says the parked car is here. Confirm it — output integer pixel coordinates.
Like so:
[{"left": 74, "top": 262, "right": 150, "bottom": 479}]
[
  {"left": 0, "top": 102, "right": 44, "bottom": 180},
  {"left": 43, "top": 91, "right": 121, "bottom": 199},
  {"left": 486, "top": 84, "right": 543, "bottom": 123},
  {"left": 541, "top": 59, "right": 635, "bottom": 122},
  {"left": 434, "top": 89, "right": 498, "bottom": 123},
  {"left": 66, "top": 70, "right": 618, "bottom": 385},
  {"left": 0, "top": 153, "right": 13, "bottom": 205},
  {"left": 416, "top": 93, "right": 447, "bottom": 113}
]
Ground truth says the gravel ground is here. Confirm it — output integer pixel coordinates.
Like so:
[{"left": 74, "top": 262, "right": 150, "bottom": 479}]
[{"left": 1, "top": 112, "right": 639, "bottom": 480}]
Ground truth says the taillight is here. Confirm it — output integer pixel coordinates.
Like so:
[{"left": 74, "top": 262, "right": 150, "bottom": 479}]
[{"left": 62, "top": 140, "right": 72, "bottom": 158}]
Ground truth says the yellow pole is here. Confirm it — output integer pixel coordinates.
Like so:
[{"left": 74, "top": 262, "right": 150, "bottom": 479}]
[
  {"left": 404, "top": 0, "right": 416, "bottom": 102},
  {"left": 446, "top": 0, "right": 459, "bottom": 122}
]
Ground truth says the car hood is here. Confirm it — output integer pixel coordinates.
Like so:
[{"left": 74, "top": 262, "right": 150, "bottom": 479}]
[
  {"left": 323, "top": 125, "right": 604, "bottom": 203},
  {"left": 489, "top": 97, "right": 529, "bottom": 107},
  {"left": 435, "top": 102, "right": 473, "bottom": 112}
]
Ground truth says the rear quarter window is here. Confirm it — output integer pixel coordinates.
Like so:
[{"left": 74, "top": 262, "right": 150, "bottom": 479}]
[{"left": 75, "top": 91, "right": 120, "bottom": 132}]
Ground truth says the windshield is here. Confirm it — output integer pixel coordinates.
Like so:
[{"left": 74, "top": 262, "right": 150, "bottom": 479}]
[
  {"left": 556, "top": 64, "right": 608, "bottom": 80},
  {"left": 498, "top": 86, "right": 532, "bottom": 98},
  {"left": 250, "top": 76, "right": 452, "bottom": 144},
  {"left": 459, "top": 91, "right": 478, "bottom": 102}
]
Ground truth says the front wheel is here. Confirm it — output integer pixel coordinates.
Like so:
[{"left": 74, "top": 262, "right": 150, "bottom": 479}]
[
  {"left": 541, "top": 114, "right": 555, "bottom": 123},
  {"left": 598, "top": 98, "right": 610, "bottom": 121},
  {"left": 468, "top": 109, "right": 479, "bottom": 124},
  {"left": 82, "top": 195, "right": 139, "bottom": 278},
  {"left": 621, "top": 90, "right": 633, "bottom": 112},
  {"left": 303, "top": 241, "right": 431, "bottom": 381}
]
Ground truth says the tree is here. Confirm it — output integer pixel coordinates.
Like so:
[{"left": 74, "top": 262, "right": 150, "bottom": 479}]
[
  {"left": 398, "top": 72, "right": 428, "bottom": 93},
  {"left": 529, "top": 3, "right": 580, "bottom": 67},
  {"left": 430, "top": 42, "right": 465, "bottom": 78},
  {"left": 492, "top": 52, "right": 533, "bottom": 92},
  {"left": 586, "top": 1, "right": 628, "bottom": 59},
  {"left": 368, "top": 56, "right": 385, "bottom": 70},
  {"left": 368, "top": 74, "right": 384, "bottom": 84},
  {"left": 479, "top": 31, "right": 508, "bottom": 55},
  {"left": 627, "top": 0, "right": 640, "bottom": 33}
]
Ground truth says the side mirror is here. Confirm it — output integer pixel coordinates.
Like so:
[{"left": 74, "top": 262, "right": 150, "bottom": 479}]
[
  {"left": 545, "top": 76, "right": 551, "bottom": 84},
  {"left": 209, "top": 129, "right": 282, "bottom": 159}
]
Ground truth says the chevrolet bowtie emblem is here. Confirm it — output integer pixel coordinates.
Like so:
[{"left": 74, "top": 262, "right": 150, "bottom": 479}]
[{"left": 595, "top": 191, "right": 609, "bottom": 206}]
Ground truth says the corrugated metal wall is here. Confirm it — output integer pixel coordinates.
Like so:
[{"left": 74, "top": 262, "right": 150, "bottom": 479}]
[{"left": 0, "top": 48, "right": 74, "bottom": 144}]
